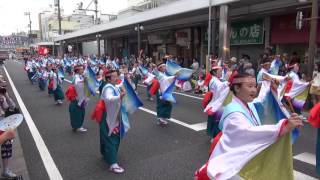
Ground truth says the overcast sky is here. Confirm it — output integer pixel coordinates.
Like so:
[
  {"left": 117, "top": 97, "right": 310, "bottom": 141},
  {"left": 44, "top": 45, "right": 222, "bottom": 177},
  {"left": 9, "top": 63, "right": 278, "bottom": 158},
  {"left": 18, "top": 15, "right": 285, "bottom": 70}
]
[{"left": 0, "top": 0, "right": 128, "bottom": 36}]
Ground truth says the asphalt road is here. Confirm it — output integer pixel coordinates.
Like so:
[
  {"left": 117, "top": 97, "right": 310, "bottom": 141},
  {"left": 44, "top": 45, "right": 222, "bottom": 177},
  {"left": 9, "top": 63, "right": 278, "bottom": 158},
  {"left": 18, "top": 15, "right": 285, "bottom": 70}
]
[{"left": 2, "top": 59, "right": 319, "bottom": 180}]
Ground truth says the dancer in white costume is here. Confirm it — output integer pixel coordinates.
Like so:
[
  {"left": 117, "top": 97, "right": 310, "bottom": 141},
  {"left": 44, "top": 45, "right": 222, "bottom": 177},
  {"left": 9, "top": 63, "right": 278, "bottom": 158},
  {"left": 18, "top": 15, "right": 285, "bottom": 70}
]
[{"left": 195, "top": 73, "right": 303, "bottom": 180}]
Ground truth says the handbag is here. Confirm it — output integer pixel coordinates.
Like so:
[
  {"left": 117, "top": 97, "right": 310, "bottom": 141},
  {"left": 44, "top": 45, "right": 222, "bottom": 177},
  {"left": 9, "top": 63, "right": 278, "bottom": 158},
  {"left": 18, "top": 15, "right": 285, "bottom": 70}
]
[{"left": 5, "top": 107, "right": 20, "bottom": 117}]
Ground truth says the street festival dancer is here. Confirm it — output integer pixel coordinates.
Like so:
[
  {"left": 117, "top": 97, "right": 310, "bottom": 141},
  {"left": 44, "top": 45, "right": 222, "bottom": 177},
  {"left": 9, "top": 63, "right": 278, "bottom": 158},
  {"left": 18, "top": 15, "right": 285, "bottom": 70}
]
[
  {"left": 25, "top": 59, "right": 35, "bottom": 84},
  {"left": 37, "top": 65, "right": 48, "bottom": 91},
  {"left": 51, "top": 65, "right": 65, "bottom": 105},
  {"left": 98, "top": 70, "right": 125, "bottom": 173},
  {"left": 65, "top": 65, "right": 88, "bottom": 132},
  {"left": 91, "top": 66, "right": 143, "bottom": 174},
  {"left": 149, "top": 61, "right": 193, "bottom": 125},
  {"left": 203, "top": 66, "right": 229, "bottom": 142},
  {"left": 152, "top": 63, "right": 173, "bottom": 125},
  {"left": 47, "top": 65, "right": 55, "bottom": 97},
  {"left": 195, "top": 73, "right": 303, "bottom": 180}
]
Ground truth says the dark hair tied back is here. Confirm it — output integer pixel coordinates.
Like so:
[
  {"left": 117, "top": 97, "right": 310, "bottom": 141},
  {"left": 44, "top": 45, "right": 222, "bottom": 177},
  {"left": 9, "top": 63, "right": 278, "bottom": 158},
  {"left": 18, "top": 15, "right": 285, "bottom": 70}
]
[{"left": 230, "top": 72, "right": 255, "bottom": 95}]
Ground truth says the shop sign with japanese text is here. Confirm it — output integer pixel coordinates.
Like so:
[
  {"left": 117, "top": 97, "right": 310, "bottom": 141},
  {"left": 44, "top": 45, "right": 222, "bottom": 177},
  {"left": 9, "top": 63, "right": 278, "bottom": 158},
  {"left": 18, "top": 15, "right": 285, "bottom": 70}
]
[{"left": 230, "top": 19, "right": 264, "bottom": 45}]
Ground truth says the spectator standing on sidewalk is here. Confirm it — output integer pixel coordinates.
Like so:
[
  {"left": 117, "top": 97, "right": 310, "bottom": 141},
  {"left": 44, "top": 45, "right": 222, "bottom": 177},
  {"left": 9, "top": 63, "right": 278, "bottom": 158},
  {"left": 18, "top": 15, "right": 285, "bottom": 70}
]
[
  {"left": 310, "top": 63, "right": 320, "bottom": 106},
  {"left": 300, "top": 54, "right": 310, "bottom": 81},
  {"left": 0, "top": 87, "right": 18, "bottom": 178},
  {"left": 244, "top": 62, "right": 255, "bottom": 76}
]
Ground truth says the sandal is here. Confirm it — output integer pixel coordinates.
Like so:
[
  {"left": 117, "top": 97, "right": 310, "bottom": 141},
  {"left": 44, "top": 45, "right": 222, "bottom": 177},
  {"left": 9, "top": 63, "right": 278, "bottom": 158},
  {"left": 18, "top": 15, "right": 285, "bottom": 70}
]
[{"left": 109, "top": 166, "right": 124, "bottom": 174}]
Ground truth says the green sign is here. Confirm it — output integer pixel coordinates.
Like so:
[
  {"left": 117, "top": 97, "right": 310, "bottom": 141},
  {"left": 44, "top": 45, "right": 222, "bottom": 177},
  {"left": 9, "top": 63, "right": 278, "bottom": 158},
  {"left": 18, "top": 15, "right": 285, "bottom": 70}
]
[{"left": 230, "top": 19, "right": 264, "bottom": 45}]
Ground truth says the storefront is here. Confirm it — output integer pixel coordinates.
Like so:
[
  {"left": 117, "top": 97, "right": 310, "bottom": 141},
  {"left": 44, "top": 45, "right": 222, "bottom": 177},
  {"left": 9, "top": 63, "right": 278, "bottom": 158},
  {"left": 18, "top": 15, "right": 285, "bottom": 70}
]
[
  {"left": 229, "top": 19, "right": 265, "bottom": 66},
  {"left": 148, "top": 32, "right": 166, "bottom": 64},
  {"left": 271, "top": 13, "right": 320, "bottom": 60}
]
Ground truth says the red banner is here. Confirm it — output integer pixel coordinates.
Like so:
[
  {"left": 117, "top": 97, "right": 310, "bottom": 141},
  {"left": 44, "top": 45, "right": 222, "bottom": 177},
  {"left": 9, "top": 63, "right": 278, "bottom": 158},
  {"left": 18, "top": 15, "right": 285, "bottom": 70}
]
[{"left": 38, "top": 46, "right": 48, "bottom": 55}]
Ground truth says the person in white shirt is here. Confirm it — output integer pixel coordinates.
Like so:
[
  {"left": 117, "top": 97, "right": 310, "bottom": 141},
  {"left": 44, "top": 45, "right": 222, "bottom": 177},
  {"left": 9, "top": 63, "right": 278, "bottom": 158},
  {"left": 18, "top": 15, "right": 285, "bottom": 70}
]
[{"left": 311, "top": 63, "right": 320, "bottom": 106}]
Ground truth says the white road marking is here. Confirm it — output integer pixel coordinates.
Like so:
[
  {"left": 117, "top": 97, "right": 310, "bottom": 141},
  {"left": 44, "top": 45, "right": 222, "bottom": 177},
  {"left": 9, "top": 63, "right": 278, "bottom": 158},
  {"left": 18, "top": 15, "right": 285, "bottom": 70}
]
[
  {"left": 189, "top": 122, "right": 207, "bottom": 131},
  {"left": 173, "top": 91, "right": 203, "bottom": 100},
  {"left": 294, "top": 170, "right": 318, "bottom": 180},
  {"left": 138, "top": 107, "right": 202, "bottom": 131},
  {"left": 64, "top": 78, "right": 202, "bottom": 131},
  {"left": 294, "top": 152, "right": 316, "bottom": 166},
  {"left": 137, "top": 84, "right": 203, "bottom": 100},
  {"left": 64, "top": 79, "right": 72, "bottom": 83},
  {"left": 137, "top": 84, "right": 146, "bottom": 88},
  {"left": 4, "top": 66, "right": 63, "bottom": 180},
  {"left": 13, "top": 59, "right": 22, "bottom": 64}
]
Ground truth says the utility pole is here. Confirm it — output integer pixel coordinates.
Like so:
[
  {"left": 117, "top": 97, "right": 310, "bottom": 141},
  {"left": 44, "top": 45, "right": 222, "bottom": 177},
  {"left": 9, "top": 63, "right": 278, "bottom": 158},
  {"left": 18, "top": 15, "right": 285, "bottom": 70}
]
[
  {"left": 55, "top": 0, "right": 62, "bottom": 57},
  {"left": 96, "top": 34, "right": 101, "bottom": 57},
  {"left": 206, "top": 0, "right": 212, "bottom": 73},
  {"left": 57, "top": 0, "right": 62, "bottom": 35},
  {"left": 307, "top": 0, "right": 318, "bottom": 79},
  {"left": 28, "top": 14, "right": 32, "bottom": 37},
  {"left": 94, "top": 0, "right": 99, "bottom": 24},
  {"left": 24, "top": 12, "right": 32, "bottom": 45},
  {"left": 78, "top": 0, "right": 99, "bottom": 24}
]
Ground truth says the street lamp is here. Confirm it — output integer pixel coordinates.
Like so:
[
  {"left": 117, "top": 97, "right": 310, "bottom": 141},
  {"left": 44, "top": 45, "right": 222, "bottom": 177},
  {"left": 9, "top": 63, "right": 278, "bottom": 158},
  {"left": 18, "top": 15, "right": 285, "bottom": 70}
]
[
  {"left": 24, "top": 12, "right": 32, "bottom": 46},
  {"left": 134, "top": 24, "right": 144, "bottom": 58},
  {"left": 96, "top": 34, "right": 102, "bottom": 57}
]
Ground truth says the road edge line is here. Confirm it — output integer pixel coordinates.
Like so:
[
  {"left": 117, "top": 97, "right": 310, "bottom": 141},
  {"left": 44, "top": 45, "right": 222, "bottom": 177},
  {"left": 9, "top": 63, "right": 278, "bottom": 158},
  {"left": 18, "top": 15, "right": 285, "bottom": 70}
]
[{"left": 4, "top": 66, "right": 63, "bottom": 180}]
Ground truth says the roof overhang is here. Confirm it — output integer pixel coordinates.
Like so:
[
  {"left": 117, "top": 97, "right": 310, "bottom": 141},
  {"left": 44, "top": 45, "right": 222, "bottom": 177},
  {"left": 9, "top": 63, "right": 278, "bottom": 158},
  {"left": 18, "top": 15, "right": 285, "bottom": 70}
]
[
  {"left": 54, "top": 0, "right": 239, "bottom": 42},
  {"left": 37, "top": 41, "right": 60, "bottom": 46}
]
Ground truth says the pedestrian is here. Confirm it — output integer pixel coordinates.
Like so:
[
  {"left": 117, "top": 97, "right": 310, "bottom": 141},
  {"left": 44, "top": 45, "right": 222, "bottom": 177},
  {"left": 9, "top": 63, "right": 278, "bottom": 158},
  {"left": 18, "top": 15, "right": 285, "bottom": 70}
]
[
  {"left": 298, "top": 54, "right": 312, "bottom": 81},
  {"left": 66, "top": 65, "right": 88, "bottom": 132},
  {"left": 194, "top": 74, "right": 205, "bottom": 94},
  {"left": 203, "top": 66, "right": 228, "bottom": 141},
  {"left": 154, "top": 63, "right": 174, "bottom": 125},
  {"left": 244, "top": 62, "right": 255, "bottom": 76},
  {"left": 270, "top": 55, "right": 282, "bottom": 75},
  {"left": 47, "top": 65, "right": 54, "bottom": 97},
  {"left": 144, "top": 63, "right": 156, "bottom": 101},
  {"left": 310, "top": 63, "right": 320, "bottom": 106},
  {"left": 93, "top": 69, "right": 126, "bottom": 174},
  {"left": 98, "top": 67, "right": 108, "bottom": 97},
  {"left": 130, "top": 62, "right": 140, "bottom": 93},
  {"left": 278, "top": 53, "right": 289, "bottom": 76},
  {"left": 25, "top": 59, "right": 35, "bottom": 84},
  {"left": 0, "top": 87, "right": 18, "bottom": 178},
  {"left": 195, "top": 73, "right": 302, "bottom": 179},
  {"left": 230, "top": 57, "right": 238, "bottom": 71},
  {"left": 256, "top": 57, "right": 271, "bottom": 92},
  {"left": 308, "top": 103, "right": 320, "bottom": 176},
  {"left": 38, "top": 66, "right": 48, "bottom": 91},
  {"left": 51, "top": 66, "right": 64, "bottom": 105}
]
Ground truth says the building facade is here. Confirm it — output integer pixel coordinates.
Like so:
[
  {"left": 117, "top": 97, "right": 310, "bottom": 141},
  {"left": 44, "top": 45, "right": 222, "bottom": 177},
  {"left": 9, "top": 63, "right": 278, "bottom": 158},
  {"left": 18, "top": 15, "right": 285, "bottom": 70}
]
[
  {"left": 39, "top": 5, "right": 94, "bottom": 42},
  {"left": 56, "top": 0, "right": 318, "bottom": 67}
]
